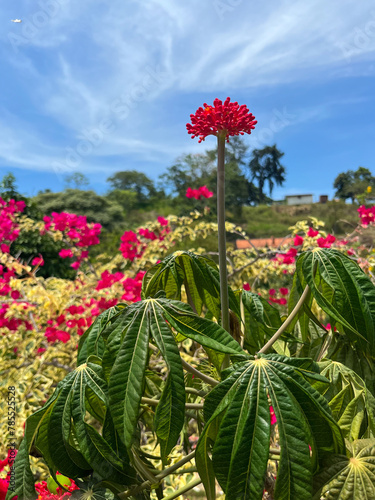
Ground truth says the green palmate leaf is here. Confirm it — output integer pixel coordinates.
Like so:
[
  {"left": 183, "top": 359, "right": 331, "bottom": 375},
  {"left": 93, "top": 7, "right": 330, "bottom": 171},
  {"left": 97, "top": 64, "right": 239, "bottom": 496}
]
[
  {"left": 150, "top": 304, "right": 185, "bottom": 459},
  {"left": 318, "top": 360, "right": 375, "bottom": 441},
  {"left": 141, "top": 250, "right": 241, "bottom": 319},
  {"left": 106, "top": 297, "right": 243, "bottom": 453},
  {"left": 197, "top": 354, "right": 345, "bottom": 500},
  {"left": 108, "top": 304, "right": 151, "bottom": 450},
  {"left": 77, "top": 305, "right": 125, "bottom": 365},
  {"left": 22, "top": 362, "right": 136, "bottom": 487},
  {"left": 6, "top": 437, "right": 36, "bottom": 500},
  {"left": 313, "top": 439, "right": 375, "bottom": 499},
  {"left": 298, "top": 249, "right": 375, "bottom": 355}
]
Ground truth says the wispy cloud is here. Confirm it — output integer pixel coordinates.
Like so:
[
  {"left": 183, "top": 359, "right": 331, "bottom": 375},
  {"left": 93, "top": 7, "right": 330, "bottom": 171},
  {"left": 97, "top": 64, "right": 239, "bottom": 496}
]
[{"left": 0, "top": 0, "right": 374, "bottom": 184}]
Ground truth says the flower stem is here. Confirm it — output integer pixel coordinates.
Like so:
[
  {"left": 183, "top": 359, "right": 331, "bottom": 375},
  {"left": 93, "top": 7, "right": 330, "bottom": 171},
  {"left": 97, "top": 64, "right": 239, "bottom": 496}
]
[{"left": 217, "top": 134, "right": 230, "bottom": 369}]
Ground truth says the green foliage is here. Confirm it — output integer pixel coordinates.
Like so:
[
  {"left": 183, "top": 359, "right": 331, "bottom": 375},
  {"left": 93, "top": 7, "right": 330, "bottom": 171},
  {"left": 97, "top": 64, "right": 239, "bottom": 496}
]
[
  {"left": 32, "top": 189, "right": 124, "bottom": 231},
  {"left": 333, "top": 166, "right": 375, "bottom": 203},
  {"left": 8, "top": 242, "right": 375, "bottom": 499},
  {"left": 107, "top": 170, "right": 159, "bottom": 208},
  {"left": 313, "top": 439, "right": 375, "bottom": 499},
  {"left": 197, "top": 354, "right": 344, "bottom": 500}
]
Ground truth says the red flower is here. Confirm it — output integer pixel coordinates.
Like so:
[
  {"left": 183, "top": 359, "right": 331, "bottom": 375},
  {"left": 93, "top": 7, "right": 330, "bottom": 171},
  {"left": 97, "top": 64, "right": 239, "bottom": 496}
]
[
  {"left": 187, "top": 97, "right": 257, "bottom": 143},
  {"left": 270, "top": 405, "right": 277, "bottom": 425},
  {"left": 294, "top": 234, "right": 304, "bottom": 246},
  {"left": 269, "top": 289, "right": 276, "bottom": 296},
  {"left": 307, "top": 227, "right": 319, "bottom": 237},
  {"left": 317, "top": 234, "right": 336, "bottom": 248},
  {"left": 157, "top": 216, "right": 169, "bottom": 226},
  {"left": 243, "top": 283, "right": 251, "bottom": 291},
  {"left": 199, "top": 185, "right": 214, "bottom": 198},
  {"left": 32, "top": 256, "right": 44, "bottom": 267},
  {"left": 279, "top": 287, "right": 289, "bottom": 296},
  {"left": 59, "top": 249, "right": 73, "bottom": 259}
]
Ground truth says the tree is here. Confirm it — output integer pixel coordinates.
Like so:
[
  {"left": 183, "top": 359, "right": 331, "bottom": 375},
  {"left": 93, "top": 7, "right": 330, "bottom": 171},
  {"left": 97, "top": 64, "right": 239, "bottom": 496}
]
[
  {"left": 334, "top": 166, "right": 375, "bottom": 203},
  {"left": 0, "top": 172, "right": 21, "bottom": 200},
  {"left": 32, "top": 189, "right": 124, "bottom": 231},
  {"left": 107, "top": 170, "right": 158, "bottom": 207},
  {"left": 64, "top": 172, "right": 89, "bottom": 189},
  {"left": 248, "top": 145, "right": 286, "bottom": 203},
  {"left": 163, "top": 138, "right": 259, "bottom": 214}
]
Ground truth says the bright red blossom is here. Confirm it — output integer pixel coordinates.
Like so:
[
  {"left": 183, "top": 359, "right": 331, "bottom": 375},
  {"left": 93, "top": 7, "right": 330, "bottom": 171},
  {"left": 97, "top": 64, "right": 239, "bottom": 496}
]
[{"left": 186, "top": 97, "right": 257, "bottom": 143}]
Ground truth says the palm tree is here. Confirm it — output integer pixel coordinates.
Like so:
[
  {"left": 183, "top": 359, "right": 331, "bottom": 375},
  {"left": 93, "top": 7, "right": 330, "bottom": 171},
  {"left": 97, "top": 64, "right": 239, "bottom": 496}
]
[{"left": 248, "top": 145, "right": 286, "bottom": 203}]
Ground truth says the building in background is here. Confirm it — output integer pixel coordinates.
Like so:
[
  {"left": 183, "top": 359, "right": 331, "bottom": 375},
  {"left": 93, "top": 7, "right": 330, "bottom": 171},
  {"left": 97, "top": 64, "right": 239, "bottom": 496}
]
[{"left": 285, "top": 194, "right": 313, "bottom": 205}]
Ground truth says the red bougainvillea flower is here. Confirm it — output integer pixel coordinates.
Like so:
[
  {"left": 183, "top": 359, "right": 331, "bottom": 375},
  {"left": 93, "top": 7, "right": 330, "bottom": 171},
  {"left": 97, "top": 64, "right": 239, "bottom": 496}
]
[
  {"left": 270, "top": 405, "right": 277, "bottom": 425},
  {"left": 186, "top": 97, "right": 257, "bottom": 143},
  {"left": 307, "top": 227, "right": 319, "bottom": 237},
  {"left": 293, "top": 234, "right": 304, "bottom": 246},
  {"left": 317, "top": 234, "right": 336, "bottom": 248}
]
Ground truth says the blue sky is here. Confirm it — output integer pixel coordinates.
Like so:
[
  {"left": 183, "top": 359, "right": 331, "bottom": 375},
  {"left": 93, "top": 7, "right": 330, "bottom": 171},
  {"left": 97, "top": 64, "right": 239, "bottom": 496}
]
[{"left": 0, "top": 0, "right": 374, "bottom": 201}]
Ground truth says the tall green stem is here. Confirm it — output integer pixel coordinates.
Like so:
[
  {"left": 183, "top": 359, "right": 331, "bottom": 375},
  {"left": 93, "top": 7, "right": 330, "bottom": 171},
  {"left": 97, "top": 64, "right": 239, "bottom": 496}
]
[
  {"left": 217, "top": 134, "right": 230, "bottom": 333},
  {"left": 217, "top": 133, "right": 230, "bottom": 370}
]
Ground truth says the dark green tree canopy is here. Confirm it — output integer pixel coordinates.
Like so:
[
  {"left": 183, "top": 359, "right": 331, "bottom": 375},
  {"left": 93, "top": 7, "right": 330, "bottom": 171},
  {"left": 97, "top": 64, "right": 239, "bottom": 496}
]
[
  {"left": 32, "top": 189, "right": 123, "bottom": 231},
  {"left": 107, "top": 170, "right": 158, "bottom": 206},
  {"left": 248, "top": 145, "right": 286, "bottom": 203},
  {"left": 333, "top": 166, "right": 375, "bottom": 203}
]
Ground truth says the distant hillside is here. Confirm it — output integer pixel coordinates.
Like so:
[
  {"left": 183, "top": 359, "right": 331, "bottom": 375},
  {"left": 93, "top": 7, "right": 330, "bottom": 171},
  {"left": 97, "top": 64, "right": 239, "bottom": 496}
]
[{"left": 239, "top": 201, "right": 360, "bottom": 238}]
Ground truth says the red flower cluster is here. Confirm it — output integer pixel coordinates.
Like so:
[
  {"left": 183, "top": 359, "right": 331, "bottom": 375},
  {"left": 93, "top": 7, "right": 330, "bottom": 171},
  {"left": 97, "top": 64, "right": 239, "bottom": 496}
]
[
  {"left": 317, "top": 234, "right": 336, "bottom": 248},
  {"left": 0, "top": 198, "right": 25, "bottom": 254},
  {"left": 307, "top": 227, "right": 319, "bottom": 237},
  {"left": 358, "top": 205, "right": 375, "bottom": 226},
  {"left": 273, "top": 247, "right": 298, "bottom": 266},
  {"left": 186, "top": 186, "right": 214, "bottom": 200},
  {"left": 293, "top": 234, "right": 304, "bottom": 246},
  {"left": 44, "top": 212, "right": 101, "bottom": 270},
  {"left": 186, "top": 97, "right": 257, "bottom": 143},
  {"left": 96, "top": 270, "right": 145, "bottom": 302},
  {"left": 120, "top": 218, "right": 170, "bottom": 261}
]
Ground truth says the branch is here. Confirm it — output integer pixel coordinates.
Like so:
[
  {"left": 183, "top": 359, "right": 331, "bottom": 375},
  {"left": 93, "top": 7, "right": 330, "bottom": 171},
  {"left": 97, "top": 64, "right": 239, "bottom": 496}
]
[
  {"left": 180, "top": 358, "right": 219, "bottom": 387},
  {"left": 149, "top": 342, "right": 219, "bottom": 387},
  {"left": 258, "top": 284, "right": 310, "bottom": 354},
  {"left": 119, "top": 451, "right": 196, "bottom": 499},
  {"left": 141, "top": 397, "right": 204, "bottom": 410},
  {"left": 162, "top": 477, "right": 201, "bottom": 500}
]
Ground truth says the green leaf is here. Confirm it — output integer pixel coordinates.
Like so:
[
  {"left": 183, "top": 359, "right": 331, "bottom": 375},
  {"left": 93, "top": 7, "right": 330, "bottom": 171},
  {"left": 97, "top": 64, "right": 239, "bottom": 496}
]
[
  {"left": 159, "top": 299, "right": 243, "bottom": 354},
  {"left": 142, "top": 250, "right": 241, "bottom": 319},
  {"left": 299, "top": 249, "right": 375, "bottom": 354},
  {"left": 313, "top": 439, "right": 375, "bottom": 499},
  {"left": 77, "top": 305, "right": 125, "bottom": 365},
  {"left": 108, "top": 304, "right": 150, "bottom": 449},
  {"left": 150, "top": 304, "right": 185, "bottom": 459},
  {"left": 318, "top": 360, "right": 375, "bottom": 441},
  {"left": 5, "top": 437, "right": 36, "bottom": 500},
  {"left": 197, "top": 354, "right": 345, "bottom": 500}
]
